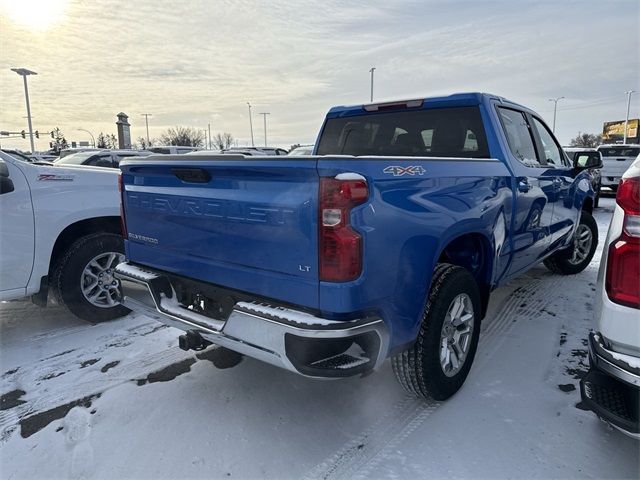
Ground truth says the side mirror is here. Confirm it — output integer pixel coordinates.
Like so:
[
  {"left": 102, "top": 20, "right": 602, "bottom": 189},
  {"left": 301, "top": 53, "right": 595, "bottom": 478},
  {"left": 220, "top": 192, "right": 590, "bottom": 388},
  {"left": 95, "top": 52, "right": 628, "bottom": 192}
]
[
  {"left": 573, "top": 151, "right": 603, "bottom": 170},
  {"left": 0, "top": 176, "right": 14, "bottom": 194}
]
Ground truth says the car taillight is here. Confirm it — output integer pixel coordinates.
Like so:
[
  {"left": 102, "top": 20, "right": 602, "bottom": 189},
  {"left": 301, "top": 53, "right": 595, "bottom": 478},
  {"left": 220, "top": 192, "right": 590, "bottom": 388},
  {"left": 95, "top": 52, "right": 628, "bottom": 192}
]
[
  {"left": 319, "top": 177, "right": 368, "bottom": 282},
  {"left": 118, "top": 173, "right": 128, "bottom": 238},
  {"left": 606, "top": 177, "right": 640, "bottom": 309}
]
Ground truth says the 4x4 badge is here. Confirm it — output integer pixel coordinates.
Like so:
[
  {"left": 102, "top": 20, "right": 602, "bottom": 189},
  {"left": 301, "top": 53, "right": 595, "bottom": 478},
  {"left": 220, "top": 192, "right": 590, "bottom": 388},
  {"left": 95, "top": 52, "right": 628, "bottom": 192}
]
[{"left": 383, "top": 165, "right": 426, "bottom": 176}]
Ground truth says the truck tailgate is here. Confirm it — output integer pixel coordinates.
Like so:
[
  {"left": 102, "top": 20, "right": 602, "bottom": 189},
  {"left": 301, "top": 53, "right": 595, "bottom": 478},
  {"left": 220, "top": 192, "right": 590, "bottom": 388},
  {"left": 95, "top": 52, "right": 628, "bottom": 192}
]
[{"left": 120, "top": 157, "right": 319, "bottom": 308}]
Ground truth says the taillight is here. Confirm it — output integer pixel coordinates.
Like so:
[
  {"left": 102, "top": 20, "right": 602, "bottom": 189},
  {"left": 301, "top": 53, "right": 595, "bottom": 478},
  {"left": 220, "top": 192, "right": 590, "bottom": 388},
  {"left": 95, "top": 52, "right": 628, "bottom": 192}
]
[
  {"left": 118, "top": 173, "right": 128, "bottom": 238},
  {"left": 319, "top": 177, "right": 368, "bottom": 282},
  {"left": 606, "top": 177, "right": 640, "bottom": 309}
]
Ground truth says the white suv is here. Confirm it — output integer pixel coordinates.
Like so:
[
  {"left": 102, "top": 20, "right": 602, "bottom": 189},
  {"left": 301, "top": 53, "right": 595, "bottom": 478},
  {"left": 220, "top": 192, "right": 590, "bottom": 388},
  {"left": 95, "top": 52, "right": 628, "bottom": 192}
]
[{"left": 580, "top": 154, "right": 640, "bottom": 438}]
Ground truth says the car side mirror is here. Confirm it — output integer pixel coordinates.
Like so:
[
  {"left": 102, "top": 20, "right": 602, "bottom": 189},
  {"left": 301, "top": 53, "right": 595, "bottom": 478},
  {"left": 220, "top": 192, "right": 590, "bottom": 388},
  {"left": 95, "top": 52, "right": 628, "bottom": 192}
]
[
  {"left": 0, "top": 176, "right": 14, "bottom": 194},
  {"left": 573, "top": 151, "right": 603, "bottom": 170}
]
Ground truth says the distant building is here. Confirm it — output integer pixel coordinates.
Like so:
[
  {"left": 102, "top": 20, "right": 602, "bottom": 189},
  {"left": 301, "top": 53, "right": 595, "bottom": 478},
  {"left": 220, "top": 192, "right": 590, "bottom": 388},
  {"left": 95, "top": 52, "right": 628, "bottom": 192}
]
[{"left": 602, "top": 119, "right": 639, "bottom": 144}]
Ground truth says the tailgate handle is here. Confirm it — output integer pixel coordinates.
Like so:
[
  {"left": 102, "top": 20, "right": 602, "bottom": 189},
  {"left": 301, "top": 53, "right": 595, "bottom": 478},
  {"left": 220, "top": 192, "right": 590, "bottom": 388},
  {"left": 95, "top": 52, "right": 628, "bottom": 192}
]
[{"left": 172, "top": 168, "right": 210, "bottom": 183}]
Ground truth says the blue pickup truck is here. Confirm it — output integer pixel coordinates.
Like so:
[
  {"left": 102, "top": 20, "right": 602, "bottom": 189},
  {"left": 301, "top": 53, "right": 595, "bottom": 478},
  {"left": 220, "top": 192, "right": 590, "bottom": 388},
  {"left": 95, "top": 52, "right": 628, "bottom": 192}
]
[{"left": 115, "top": 93, "right": 599, "bottom": 400}]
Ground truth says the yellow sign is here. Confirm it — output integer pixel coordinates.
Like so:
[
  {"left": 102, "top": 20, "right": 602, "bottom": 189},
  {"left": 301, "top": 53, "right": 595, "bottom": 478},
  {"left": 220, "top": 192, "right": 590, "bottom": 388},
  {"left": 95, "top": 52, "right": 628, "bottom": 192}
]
[{"left": 603, "top": 119, "right": 639, "bottom": 141}]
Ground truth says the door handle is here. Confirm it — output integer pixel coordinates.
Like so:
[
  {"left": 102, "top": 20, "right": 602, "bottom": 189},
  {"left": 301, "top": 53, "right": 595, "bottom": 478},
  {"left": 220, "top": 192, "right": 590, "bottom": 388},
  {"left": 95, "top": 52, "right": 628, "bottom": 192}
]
[{"left": 517, "top": 178, "right": 531, "bottom": 193}]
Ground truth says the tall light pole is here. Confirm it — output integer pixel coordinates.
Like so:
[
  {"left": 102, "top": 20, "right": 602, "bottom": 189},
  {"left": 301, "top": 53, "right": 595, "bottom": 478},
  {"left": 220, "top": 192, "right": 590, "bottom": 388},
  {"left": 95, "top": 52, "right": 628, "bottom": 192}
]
[
  {"left": 202, "top": 129, "right": 208, "bottom": 149},
  {"left": 548, "top": 96, "right": 565, "bottom": 133},
  {"left": 247, "top": 102, "right": 255, "bottom": 146},
  {"left": 76, "top": 128, "right": 95, "bottom": 147},
  {"left": 11, "top": 68, "right": 37, "bottom": 152},
  {"left": 369, "top": 67, "right": 376, "bottom": 103},
  {"left": 140, "top": 113, "right": 152, "bottom": 144},
  {"left": 623, "top": 90, "right": 635, "bottom": 144},
  {"left": 259, "top": 112, "right": 270, "bottom": 146}
]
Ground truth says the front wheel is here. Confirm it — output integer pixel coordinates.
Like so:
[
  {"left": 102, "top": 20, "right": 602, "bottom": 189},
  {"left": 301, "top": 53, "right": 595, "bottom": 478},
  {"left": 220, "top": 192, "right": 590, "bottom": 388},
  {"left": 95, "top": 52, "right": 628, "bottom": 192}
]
[
  {"left": 392, "top": 264, "right": 481, "bottom": 401},
  {"left": 53, "top": 233, "right": 130, "bottom": 323},
  {"left": 543, "top": 211, "right": 598, "bottom": 275}
]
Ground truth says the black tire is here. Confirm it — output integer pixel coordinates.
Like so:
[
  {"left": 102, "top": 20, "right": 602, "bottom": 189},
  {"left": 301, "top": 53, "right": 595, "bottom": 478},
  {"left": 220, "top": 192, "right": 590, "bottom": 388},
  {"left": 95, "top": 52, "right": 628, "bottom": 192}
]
[
  {"left": 53, "top": 232, "right": 130, "bottom": 323},
  {"left": 391, "top": 264, "right": 482, "bottom": 401},
  {"left": 543, "top": 211, "right": 598, "bottom": 275}
]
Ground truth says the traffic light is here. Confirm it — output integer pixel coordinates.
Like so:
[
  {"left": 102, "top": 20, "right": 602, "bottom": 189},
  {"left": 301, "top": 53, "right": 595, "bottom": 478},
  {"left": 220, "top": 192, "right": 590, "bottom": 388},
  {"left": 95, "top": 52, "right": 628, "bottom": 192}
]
[
  {"left": 21, "top": 130, "right": 25, "bottom": 138},
  {"left": 35, "top": 131, "right": 39, "bottom": 139}
]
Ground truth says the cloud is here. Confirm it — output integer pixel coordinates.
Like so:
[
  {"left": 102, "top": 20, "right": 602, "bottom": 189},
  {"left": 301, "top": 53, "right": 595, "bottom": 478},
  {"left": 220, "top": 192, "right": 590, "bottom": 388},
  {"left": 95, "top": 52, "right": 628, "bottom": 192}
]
[{"left": 1, "top": 0, "right": 638, "bottom": 150}]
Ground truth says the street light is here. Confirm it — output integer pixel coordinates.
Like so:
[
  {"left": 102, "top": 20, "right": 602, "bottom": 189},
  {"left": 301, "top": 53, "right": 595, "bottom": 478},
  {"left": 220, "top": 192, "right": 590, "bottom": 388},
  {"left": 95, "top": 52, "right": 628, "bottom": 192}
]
[
  {"left": 623, "top": 90, "right": 635, "bottom": 144},
  {"left": 11, "top": 68, "right": 37, "bottom": 153},
  {"left": 369, "top": 67, "right": 376, "bottom": 103},
  {"left": 140, "top": 113, "right": 152, "bottom": 144},
  {"left": 548, "top": 96, "right": 565, "bottom": 133},
  {"left": 247, "top": 102, "right": 255, "bottom": 146},
  {"left": 259, "top": 112, "right": 270, "bottom": 147},
  {"left": 76, "top": 128, "right": 95, "bottom": 147}
]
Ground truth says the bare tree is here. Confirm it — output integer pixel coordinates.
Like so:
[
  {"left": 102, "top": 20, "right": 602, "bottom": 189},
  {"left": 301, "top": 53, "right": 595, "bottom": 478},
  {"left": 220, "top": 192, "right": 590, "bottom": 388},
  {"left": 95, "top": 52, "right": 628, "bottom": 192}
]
[
  {"left": 213, "top": 132, "right": 234, "bottom": 150},
  {"left": 137, "top": 137, "right": 156, "bottom": 149},
  {"left": 569, "top": 132, "right": 602, "bottom": 148},
  {"left": 49, "top": 127, "right": 68, "bottom": 153},
  {"left": 159, "top": 126, "right": 205, "bottom": 147}
]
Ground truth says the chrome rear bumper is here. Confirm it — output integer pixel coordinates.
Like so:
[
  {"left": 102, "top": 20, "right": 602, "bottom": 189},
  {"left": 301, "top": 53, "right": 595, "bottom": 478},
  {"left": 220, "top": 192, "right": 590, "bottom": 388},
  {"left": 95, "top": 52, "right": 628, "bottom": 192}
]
[{"left": 114, "top": 262, "right": 389, "bottom": 378}]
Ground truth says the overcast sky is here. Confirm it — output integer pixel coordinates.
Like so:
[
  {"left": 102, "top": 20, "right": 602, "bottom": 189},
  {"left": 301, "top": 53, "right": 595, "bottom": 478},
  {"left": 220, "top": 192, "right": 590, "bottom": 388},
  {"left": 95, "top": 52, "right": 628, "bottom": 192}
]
[{"left": 1, "top": 0, "right": 638, "bottom": 151}]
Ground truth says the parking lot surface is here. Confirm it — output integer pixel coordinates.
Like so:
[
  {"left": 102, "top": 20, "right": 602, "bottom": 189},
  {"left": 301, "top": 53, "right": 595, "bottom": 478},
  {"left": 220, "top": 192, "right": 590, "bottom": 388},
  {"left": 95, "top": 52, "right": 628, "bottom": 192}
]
[{"left": 1, "top": 195, "right": 638, "bottom": 480}]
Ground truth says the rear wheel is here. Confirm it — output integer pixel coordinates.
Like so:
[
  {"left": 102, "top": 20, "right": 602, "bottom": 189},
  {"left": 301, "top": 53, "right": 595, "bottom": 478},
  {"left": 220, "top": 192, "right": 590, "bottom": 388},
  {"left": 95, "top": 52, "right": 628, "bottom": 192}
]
[
  {"left": 54, "top": 233, "right": 130, "bottom": 322},
  {"left": 392, "top": 264, "right": 481, "bottom": 401},
  {"left": 543, "top": 211, "right": 598, "bottom": 275}
]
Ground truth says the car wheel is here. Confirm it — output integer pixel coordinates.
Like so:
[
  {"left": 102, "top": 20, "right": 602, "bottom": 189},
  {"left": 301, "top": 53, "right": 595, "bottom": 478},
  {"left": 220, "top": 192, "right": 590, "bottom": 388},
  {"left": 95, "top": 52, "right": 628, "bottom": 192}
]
[
  {"left": 54, "top": 232, "right": 130, "bottom": 322},
  {"left": 392, "top": 263, "right": 481, "bottom": 401},
  {"left": 543, "top": 211, "right": 598, "bottom": 275}
]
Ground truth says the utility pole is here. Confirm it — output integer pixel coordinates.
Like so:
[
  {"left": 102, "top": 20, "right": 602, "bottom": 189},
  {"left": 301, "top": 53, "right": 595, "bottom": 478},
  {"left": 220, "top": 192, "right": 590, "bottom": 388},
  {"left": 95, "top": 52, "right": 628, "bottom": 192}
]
[
  {"left": 208, "top": 123, "right": 212, "bottom": 149},
  {"left": 623, "top": 90, "right": 635, "bottom": 144},
  {"left": 247, "top": 102, "right": 255, "bottom": 146},
  {"left": 259, "top": 112, "right": 270, "bottom": 146},
  {"left": 369, "top": 67, "right": 376, "bottom": 103},
  {"left": 140, "top": 113, "right": 152, "bottom": 144},
  {"left": 11, "top": 68, "right": 37, "bottom": 152},
  {"left": 548, "top": 96, "right": 565, "bottom": 133}
]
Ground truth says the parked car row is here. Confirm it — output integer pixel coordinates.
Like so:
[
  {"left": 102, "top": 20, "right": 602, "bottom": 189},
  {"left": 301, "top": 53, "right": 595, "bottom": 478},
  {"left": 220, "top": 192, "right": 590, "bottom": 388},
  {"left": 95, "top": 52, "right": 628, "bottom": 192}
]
[{"left": 1, "top": 93, "right": 638, "bottom": 439}]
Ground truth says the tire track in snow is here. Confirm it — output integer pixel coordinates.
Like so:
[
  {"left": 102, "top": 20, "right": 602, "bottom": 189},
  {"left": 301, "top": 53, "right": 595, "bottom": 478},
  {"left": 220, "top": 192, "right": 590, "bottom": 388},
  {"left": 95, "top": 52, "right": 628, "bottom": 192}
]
[{"left": 304, "top": 270, "right": 565, "bottom": 480}]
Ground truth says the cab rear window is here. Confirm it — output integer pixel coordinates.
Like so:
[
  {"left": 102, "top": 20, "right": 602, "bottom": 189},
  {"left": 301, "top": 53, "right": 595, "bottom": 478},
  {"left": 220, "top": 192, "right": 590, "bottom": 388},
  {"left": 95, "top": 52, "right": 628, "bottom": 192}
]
[
  {"left": 316, "top": 106, "right": 490, "bottom": 158},
  {"left": 599, "top": 146, "right": 640, "bottom": 157}
]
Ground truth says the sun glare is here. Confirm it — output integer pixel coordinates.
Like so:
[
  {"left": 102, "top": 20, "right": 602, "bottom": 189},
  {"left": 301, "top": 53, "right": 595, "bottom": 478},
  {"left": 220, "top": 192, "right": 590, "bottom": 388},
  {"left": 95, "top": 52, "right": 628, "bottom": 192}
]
[{"left": 0, "top": 0, "right": 69, "bottom": 31}]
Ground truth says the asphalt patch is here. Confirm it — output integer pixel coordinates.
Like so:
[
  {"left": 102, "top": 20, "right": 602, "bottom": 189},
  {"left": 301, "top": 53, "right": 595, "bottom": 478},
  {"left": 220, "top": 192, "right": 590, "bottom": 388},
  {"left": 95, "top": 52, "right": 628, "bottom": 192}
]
[
  {"left": 41, "top": 371, "right": 66, "bottom": 381},
  {"left": 0, "top": 389, "right": 27, "bottom": 411},
  {"left": 1, "top": 367, "right": 19, "bottom": 378},
  {"left": 136, "top": 358, "right": 196, "bottom": 386},
  {"left": 196, "top": 347, "right": 243, "bottom": 369},
  {"left": 558, "top": 383, "right": 576, "bottom": 393},
  {"left": 80, "top": 358, "right": 100, "bottom": 368},
  {"left": 19, "top": 393, "right": 100, "bottom": 438},
  {"left": 101, "top": 360, "right": 120, "bottom": 373}
]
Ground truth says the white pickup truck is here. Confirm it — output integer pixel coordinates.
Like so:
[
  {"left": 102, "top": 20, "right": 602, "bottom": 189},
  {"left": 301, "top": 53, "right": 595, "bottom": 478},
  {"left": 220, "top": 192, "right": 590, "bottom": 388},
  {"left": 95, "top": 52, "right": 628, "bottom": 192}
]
[{"left": 0, "top": 150, "right": 129, "bottom": 322}]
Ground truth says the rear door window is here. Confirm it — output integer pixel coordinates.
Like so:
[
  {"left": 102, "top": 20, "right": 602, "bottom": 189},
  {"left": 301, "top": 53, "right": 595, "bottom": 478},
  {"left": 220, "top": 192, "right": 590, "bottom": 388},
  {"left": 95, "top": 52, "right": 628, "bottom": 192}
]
[
  {"left": 316, "top": 106, "right": 490, "bottom": 158},
  {"left": 497, "top": 108, "right": 540, "bottom": 167}
]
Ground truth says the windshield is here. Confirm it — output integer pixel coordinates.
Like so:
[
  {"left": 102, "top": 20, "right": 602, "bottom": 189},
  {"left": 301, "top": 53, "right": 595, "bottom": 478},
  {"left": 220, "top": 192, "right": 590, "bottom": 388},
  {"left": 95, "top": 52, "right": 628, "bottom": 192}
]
[
  {"left": 599, "top": 146, "right": 640, "bottom": 157},
  {"left": 55, "top": 151, "right": 100, "bottom": 165},
  {"left": 2, "top": 150, "right": 32, "bottom": 162}
]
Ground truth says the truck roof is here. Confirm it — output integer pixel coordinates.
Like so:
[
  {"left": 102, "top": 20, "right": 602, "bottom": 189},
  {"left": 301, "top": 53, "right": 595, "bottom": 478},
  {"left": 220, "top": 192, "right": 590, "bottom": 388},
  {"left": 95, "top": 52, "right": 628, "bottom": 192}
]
[{"left": 326, "top": 92, "right": 531, "bottom": 118}]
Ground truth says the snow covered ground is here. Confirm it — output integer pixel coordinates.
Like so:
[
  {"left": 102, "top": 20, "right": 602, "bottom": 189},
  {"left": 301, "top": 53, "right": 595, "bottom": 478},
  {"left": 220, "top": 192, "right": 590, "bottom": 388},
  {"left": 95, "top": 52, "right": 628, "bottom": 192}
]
[{"left": 1, "top": 195, "right": 638, "bottom": 480}]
